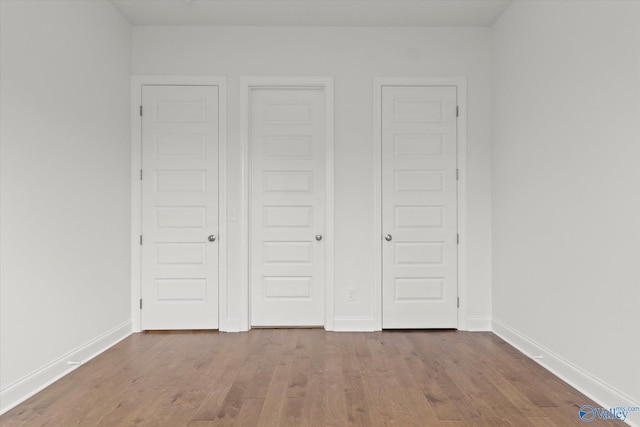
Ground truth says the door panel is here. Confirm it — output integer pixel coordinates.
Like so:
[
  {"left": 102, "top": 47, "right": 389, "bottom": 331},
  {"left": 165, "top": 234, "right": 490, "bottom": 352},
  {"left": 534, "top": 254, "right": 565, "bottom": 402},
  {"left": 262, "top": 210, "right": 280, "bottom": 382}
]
[
  {"left": 141, "top": 85, "right": 219, "bottom": 330},
  {"left": 250, "top": 88, "right": 326, "bottom": 326},
  {"left": 382, "top": 86, "right": 458, "bottom": 329}
]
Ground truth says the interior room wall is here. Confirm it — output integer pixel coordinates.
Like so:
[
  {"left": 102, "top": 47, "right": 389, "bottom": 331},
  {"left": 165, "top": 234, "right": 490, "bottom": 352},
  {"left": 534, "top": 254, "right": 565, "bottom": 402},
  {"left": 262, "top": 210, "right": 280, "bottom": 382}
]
[
  {"left": 132, "top": 25, "right": 494, "bottom": 331},
  {"left": 0, "top": 0, "right": 132, "bottom": 412},
  {"left": 492, "top": 0, "right": 640, "bottom": 406}
]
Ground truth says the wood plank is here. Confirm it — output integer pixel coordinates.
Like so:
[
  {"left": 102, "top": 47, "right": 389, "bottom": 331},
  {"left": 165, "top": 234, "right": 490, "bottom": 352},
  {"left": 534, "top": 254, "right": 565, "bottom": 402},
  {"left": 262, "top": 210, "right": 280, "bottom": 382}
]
[
  {"left": 190, "top": 366, "right": 241, "bottom": 421},
  {"left": 300, "top": 372, "right": 325, "bottom": 426},
  {"left": 281, "top": 397, "right": 304, "bottom": 426},
  {"left": 344, "top": 371, "right": 372, "bottom": 425},
  {"left": 287, "top": 354, "right": 311, "bottom": 398},
  {"left": 322, "top": 342, "right": 349, "bottom": 426},
  {"left": 213, "top": 355, "right": 261, "bottom": 424},
  {"left": 256, "top": 361, "right": 292, "bottom": 426},
  {"left": 234, "top": 398, "right": 265, "bottom": 427}
]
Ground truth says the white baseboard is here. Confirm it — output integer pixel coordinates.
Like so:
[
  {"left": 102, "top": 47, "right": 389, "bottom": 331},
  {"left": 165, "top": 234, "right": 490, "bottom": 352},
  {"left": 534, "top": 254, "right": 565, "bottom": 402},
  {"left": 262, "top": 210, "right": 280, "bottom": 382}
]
[
  {"left": 223, "top": 316, "right": 242, "bottom": 332},
  {"left": 333, "top": 316, "right": 375, "bottom": 332},
  {"left": 465, "top": 316, "right": 492, "bottom": 331},
  {"left": 492, "top": 319, "right": 640, "bottom": 427},
  {"left": 0, "top": 320, "right": 132, "bottom": 415}
]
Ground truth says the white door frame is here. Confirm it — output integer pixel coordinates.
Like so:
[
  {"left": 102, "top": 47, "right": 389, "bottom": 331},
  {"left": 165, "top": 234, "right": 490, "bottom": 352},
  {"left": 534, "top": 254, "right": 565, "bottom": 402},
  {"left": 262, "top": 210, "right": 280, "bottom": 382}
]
[
  {"left": 131, "top": 75, "right": 227, "bottom": 332},
  {"left": 373, "top": 76, "right": 468, "bottom": 331},
  {"left": 240, "top": 76, "right": 335, "bottom": 331}
]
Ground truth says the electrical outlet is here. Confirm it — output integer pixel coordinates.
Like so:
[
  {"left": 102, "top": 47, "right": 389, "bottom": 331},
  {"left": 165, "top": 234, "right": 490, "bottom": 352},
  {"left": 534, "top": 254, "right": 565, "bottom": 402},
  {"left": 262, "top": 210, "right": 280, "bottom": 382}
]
[{"left": 347, "top": 289, "right": 356, "bottom": 301}]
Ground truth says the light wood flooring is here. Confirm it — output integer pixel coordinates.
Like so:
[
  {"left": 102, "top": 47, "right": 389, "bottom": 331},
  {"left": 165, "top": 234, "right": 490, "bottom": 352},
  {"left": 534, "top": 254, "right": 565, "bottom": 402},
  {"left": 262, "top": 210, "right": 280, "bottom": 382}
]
[{"left": 0, "top": 330, "right": 611, "bottom": 426}]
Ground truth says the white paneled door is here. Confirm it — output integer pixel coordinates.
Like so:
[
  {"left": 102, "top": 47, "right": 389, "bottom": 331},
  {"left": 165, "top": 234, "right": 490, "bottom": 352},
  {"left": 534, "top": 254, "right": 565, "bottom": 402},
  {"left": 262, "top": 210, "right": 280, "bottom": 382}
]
[
  {"left": 382, "top": 86, "right": 458, "bottom": 329},
  {"left": 250, "top": 88, "right": 326, "bottom": 326},
  {"left": 141, "top": 85, "right": 219, "bottom": 330}
]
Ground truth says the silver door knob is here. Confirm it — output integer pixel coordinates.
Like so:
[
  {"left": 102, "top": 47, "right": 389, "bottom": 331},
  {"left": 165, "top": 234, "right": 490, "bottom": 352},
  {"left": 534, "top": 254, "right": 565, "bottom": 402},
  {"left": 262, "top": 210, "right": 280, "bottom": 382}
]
[
  {"left": 208, "top": 235, "right": 217, "bottom": 242},
  {"left": 315, "top": 235, "right": 323, "bottom": 241},
  {"left": 384, "top": 234, "right": 392, "bottom": 241}
]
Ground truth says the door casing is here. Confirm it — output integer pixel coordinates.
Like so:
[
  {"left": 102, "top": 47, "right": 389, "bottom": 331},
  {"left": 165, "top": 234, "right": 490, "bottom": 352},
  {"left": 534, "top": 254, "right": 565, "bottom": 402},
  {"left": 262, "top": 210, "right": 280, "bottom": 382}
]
[
  {"left": 373, "top": 76, "right": 468, "bottom": 331},
  {"left": 240, "top": 76, "right": 335, "bottom": 332},
  {"left": 131, "top": 75, "right": 227, "bottom": 333}
]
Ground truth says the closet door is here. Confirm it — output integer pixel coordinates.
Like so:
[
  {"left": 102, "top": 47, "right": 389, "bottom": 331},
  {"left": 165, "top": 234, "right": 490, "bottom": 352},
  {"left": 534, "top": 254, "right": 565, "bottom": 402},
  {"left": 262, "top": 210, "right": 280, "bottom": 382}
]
[
  {"left": 141, "top": 85, "right": 219, "bottom": 329},
  {"left": 381, "top": 86, "right": 458, "bottom": 329},
  {"left": 250, "top": 88, "right": 326, "bottom": 326}
]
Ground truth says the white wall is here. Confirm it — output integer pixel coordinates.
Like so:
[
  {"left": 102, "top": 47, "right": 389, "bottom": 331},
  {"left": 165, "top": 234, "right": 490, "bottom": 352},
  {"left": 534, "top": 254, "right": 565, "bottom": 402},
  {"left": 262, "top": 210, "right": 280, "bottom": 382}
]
[
  {"left": 132, "top": 26, "right": 493, "bottom": 330},
  {"left": 0, "top": 0, "right": 132, "bottom": 411},
  {"left": 492, "top": 0, "right": 640, "bottom": 409}
]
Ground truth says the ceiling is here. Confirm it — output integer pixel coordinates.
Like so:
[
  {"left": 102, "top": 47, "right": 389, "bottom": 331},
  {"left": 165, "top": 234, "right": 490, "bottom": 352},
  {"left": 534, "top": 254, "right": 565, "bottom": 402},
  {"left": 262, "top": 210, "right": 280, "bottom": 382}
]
[{"left": 109, "top": 0, "right": 512, "bottom": 27}]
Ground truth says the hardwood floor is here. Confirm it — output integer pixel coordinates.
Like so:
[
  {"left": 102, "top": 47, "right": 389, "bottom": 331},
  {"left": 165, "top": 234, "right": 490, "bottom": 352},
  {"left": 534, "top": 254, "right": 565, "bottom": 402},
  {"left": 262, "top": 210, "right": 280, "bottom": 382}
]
[{"left": 1, "top": 330, "right": 611, "bottom": 426}]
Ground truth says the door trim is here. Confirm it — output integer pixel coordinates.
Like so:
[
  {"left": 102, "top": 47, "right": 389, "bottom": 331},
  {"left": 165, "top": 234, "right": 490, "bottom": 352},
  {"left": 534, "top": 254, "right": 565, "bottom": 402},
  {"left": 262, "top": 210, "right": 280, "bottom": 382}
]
[
  {"left": 131, "top": 75, "right": 228, "bottom": 332},
  {"left": 373, "top": 76, "right": 468, "bottom": 331},
  {"left": 240, "top": 76, "right": 335, "bottom": 331}
]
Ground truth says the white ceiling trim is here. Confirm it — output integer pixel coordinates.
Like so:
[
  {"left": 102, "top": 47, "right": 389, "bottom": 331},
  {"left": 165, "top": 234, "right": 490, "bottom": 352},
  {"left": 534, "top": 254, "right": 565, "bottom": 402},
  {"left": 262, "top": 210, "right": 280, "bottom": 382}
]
[{"left": 110, "top": 0, "right": 512, "bottom": 27}]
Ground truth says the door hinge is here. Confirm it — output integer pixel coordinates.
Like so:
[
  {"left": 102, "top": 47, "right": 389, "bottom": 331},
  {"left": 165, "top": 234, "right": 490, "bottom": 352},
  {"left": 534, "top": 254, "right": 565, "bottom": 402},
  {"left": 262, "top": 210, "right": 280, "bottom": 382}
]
[
  {"left": 139, "top": 235, "right": 143, "bottom": 245},
  {"left": 456, "top": 106, "right": 459, "bottom": 117},
  {"left": 139, "top": 105, "right": 143, "bottom": 117},
  {"left": 456, "top": 169, "right": 459, "bottom": 180},
  {"left": 140, "top": 299, "right": 143, "bottom": 309},
  {"left": 457, "top": 234, "right": 460, "bottom": 244},
  {"left": 140, "top": 169, "right": 143, "bottom": 180},
  {"left": 457, "top": 297, "right": 460, "bottom": 308}
]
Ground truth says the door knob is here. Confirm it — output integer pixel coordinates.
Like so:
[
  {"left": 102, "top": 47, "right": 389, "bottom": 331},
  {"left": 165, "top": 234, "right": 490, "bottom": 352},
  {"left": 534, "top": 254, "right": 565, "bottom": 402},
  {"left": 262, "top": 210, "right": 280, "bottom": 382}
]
[
  {"left": 384, "top": 234, "right": 392, "bottom": 241},
  {"left": 208, "top": 235, "right": 217, "bottom": 242},
  {"left": 315, "top": 235, "right": 323, "bottom": 241}
]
